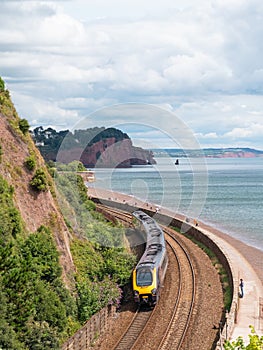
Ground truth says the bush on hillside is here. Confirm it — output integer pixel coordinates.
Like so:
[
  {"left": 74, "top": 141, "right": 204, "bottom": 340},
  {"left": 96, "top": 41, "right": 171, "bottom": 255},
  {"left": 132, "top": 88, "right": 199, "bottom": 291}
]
[
  {"left": 55, "top": 165, "right": 136, "bottom": 321},
  {"left": 30, "top": 168, "right": 48, "bottom": 191},
  {"left": 0, "top": 175, "right": 77, "bottom": 346},
  {"left": 19, "top": 118, "right": 30, "bottom": 134},
  {"left": 0, "top": 76, "right": 5, "bottom": 92},
  {"left": 23, "top": 320, "right": 60, "bottom": 350},
  {"left": 24, "top": 154, "right": 36, "bottom": 171}
]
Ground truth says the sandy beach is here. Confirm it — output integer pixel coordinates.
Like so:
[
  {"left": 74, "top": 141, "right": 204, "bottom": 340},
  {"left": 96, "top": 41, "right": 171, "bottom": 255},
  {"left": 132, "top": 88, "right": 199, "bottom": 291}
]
[{"left": 88, "top": 186, "right": 263, "bottom": 286}]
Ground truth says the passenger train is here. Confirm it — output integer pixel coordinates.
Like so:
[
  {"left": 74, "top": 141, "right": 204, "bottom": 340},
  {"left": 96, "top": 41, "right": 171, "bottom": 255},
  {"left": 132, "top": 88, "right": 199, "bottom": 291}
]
[{"left": 132, "top": 210, "right": 168, "bottom": 306}]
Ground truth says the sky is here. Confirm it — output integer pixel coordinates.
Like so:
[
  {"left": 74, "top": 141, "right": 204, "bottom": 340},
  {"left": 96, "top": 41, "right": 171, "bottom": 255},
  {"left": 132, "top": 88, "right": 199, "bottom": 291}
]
[{"left": 1, "top": 0, "right": 263, "bottom": 149}]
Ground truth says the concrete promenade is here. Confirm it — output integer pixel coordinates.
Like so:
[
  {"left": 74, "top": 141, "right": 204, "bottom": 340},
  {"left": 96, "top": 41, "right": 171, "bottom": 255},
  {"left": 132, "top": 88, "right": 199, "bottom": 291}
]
[
  {"left": 199, "top": 226, "right": 263, "bottom": 343},
  {"left": 88, "top": 186, "right": 263, "bottom": 344}
]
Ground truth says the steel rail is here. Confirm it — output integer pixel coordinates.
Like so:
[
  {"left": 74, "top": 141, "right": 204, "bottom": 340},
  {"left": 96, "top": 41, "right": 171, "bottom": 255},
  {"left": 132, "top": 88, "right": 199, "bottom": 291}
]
[
  {"left": 158, "top": 226, "right": 196, "bottom": 350},
  {"left": 113, "top": 307, "right": 153, "bottom": 350},
  {"left": 95, "top": 204, "right": 134, "bottom": 226}
]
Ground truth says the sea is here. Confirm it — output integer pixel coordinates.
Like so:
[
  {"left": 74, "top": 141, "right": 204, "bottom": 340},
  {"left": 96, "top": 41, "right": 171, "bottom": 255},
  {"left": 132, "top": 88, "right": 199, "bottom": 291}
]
[{"left": 90, "top": 157, "right": 263, "bottom": 252}]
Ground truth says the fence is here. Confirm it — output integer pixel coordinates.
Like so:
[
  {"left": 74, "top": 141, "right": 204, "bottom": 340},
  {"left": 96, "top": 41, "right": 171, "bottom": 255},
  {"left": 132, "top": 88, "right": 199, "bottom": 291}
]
[{"left": 62, "top": 305, "right": 116, "bottom": 350}]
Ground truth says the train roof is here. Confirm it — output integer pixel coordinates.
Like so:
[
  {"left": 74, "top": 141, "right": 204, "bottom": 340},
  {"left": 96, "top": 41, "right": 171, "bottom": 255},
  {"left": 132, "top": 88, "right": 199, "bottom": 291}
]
[{"left": 133, "top": 210, "right": 166, "bottom": 268}]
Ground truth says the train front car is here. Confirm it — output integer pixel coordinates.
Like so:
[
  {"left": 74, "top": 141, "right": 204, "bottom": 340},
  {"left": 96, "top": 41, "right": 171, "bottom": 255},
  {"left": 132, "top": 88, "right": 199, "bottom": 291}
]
[
  {"left": 132, "top": 210, "right": 168, "bottom": 307},
  {"left": 133, "top": 262, "right": 157, "bottom": 305}
]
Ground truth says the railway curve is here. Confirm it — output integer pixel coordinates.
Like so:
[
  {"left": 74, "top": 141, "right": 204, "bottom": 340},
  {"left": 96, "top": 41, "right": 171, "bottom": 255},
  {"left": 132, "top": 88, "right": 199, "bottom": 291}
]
[
  {"left": 92, "top": 205, "right": 224, "bottom": 350},
  {"left": 157, "top": 231, "right": 196, "bottom": 349}
]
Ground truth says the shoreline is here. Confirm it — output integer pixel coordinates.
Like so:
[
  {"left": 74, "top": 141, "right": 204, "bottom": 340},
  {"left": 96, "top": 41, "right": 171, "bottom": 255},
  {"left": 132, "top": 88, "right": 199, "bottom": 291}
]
[
  {"left": 190, "top": 216, "right": 263, "bottom": 254},
  {"left": 196, "top": 220, "right": 263, "bottom": 286},
  {"left": 88, "top": 186, "right": 263, "bottom": 286}
]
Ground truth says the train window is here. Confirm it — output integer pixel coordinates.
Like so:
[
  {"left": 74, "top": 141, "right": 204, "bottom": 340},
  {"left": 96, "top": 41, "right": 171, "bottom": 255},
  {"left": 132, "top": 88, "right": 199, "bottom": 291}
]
[{"left": 136, "top": 267, "right": 153, "bottom": 286}]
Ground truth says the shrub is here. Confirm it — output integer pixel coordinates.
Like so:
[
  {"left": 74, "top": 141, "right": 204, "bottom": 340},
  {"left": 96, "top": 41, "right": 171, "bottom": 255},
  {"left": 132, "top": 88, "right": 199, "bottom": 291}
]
[
  {"left": 77, "top": 161, "right": 86, "bottom": 171},
  {"left": 224, "top": 326, "right": 263, "bottom": 349},
  {"left": 0, "top": 176, "right": 23, "bottom": 240},
  {"left": 76, "top": 277, "right": 121, "bottom": 323},
  {"left": 0, "top": 284, "right": 24, "bottom": 350},
  {"left": 24, "top": 320, "right": 60, "bottom": 350},
  {"left": 19, "top": 118, "right": 30, "bottom": 134},
  {"left": 30, "top": 168, "right": 48, "bottom": 191},
  {"left": 24, "top": 155, "right": 36, "bottom": 171},
  {"left": 0, "top": 76, "right": 5, "bottom": 92},
  {"left": 0, "top": 174, "right": 79, "bottom": 344}
]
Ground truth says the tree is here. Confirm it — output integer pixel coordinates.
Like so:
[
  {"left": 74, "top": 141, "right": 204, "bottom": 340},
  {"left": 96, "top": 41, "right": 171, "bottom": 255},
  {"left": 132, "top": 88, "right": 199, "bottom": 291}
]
[{"left": 24, "top": 320, "right": 60, "bottom": 350}]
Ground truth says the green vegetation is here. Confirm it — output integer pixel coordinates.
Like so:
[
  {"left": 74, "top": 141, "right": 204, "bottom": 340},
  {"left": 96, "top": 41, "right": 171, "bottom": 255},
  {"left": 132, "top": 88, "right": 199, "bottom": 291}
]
[
  {"left": 0, "top": 77, "right": 29, "bottom": 139},
  {"left": 24, "top": 154, "right": 36, "bottom": 171},
  {"left": 0, "top": 76, "right": 5, "bottom": 91},
  {"left": 0, "top": 164, "right": 134, "bottom": 345},
  {"left": 0, "top": 83, "right": 16, "bottom": 118},
  {"left": 0, "top": 175, "right": 77, "bottom": 349},
  {"left": 0, "top": 156, "right": 135, "bottom": 347},
  {"left": 0, "top": 75, "right": 137, "bottom": 346},
  {"left": 30, "top": 168, "right": 48, "bottom": 191},
  {"left": 224, "top": 326, "right": 263, "bottom": 349},
  {"left": 71, "top": 238, "right": 134, "bottom": 322},
  {"left": 52, "top": 161, "right": 135, "bottom": 321},
  {"left": 19, "top": 119, "right": 30, "bottom": 135}
]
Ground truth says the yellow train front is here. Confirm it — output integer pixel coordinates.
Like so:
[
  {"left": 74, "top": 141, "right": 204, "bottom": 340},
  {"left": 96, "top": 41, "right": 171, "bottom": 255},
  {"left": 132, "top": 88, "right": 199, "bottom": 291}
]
[
  {"left": 133, "top": 263, "right": 158, "bottom": 306},
  {"left": 132, "top": 210, "right": 168, "bottom": 306}
]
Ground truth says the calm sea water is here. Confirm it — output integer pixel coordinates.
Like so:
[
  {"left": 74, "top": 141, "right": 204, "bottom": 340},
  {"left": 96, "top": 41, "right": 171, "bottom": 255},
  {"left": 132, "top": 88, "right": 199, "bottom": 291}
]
[{"left": 91, "top": 157, "right": 263, "bottom": 251}]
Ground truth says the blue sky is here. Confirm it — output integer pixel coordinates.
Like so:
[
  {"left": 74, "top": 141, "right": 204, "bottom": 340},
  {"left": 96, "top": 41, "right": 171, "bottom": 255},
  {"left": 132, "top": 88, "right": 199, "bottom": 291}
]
[{"left": 1, "top": 0, "right": 263, "bottom": 149}]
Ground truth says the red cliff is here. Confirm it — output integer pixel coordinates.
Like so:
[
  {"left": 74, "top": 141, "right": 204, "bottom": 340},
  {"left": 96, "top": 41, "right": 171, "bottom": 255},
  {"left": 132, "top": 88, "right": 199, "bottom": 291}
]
[{"left": 57, "top": 137, "right": 156, "bottom": 168}]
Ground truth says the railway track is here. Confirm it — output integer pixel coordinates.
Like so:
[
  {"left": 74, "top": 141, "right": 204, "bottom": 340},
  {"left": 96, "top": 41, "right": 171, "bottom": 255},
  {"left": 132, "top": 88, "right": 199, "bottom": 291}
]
[
  {"left": 157, "top": 227, "right": 196, "bottom": 350},
  {"left": 94, "top": 204, "right": 197, "bottom": 350},
  {"left": 113, "top": 308, "right": 152, "bottom": 350},
  {"left": 96, "top": 204, "right": 134, "bottom": 226}
]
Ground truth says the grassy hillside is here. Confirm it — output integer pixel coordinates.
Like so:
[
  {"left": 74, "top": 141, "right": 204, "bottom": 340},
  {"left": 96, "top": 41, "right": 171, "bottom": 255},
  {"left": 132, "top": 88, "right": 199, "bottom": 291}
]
[{"left": 0, "top": 77, "right": 135, "bottom": 349}]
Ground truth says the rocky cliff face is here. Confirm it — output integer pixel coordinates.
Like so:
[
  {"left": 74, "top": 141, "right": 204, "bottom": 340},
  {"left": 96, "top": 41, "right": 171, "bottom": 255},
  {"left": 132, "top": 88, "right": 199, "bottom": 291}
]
[
  {"left": 0, "top": 114, "right": 75, "bottom": 288},
  {"left": 57, "top": 137, "right": 156, "bottom": 168},
  {"left": 208, "top": 150, "right": 261, "bottom": 158}
]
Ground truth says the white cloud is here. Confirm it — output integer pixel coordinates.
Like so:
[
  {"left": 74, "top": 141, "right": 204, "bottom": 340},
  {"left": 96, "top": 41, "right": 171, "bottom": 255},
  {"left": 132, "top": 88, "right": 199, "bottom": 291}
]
[
  {"left": 0, "top": 0, "right": 263, "bottom": 149},
  {"left": 12, "top": 91, "right": 79, "bottom": 128},
  {"left": 197, "top": 132, "right": 219, "bottom": 139},
  {"left": 224, "top": 124, "right": 263, "bottom": 139},
  {"left": 36, "top": 13, "right": 86, "bottom": 46}
]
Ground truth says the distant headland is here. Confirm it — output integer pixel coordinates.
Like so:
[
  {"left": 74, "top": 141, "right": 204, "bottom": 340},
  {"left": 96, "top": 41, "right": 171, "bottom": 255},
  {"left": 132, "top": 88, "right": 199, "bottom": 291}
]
[
  {"left": 151, "top": 147, "right": 263, "bottom": 158},
  {"left": 31, "top": 126, "right": 156, "bottom": 168}
]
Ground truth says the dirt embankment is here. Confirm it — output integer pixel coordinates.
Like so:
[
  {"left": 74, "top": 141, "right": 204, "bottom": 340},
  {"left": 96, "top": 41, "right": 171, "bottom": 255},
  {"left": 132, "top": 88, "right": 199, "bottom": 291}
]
[{"left": 0, "top": 115, "right": 75, "bottom": 288}]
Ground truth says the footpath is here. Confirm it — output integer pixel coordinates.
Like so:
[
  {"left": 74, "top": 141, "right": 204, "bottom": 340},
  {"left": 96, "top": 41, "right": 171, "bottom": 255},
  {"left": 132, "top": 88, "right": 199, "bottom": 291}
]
[
  {"left": 199, "top": 226, "right": 263, "bottom": 343},
  {"left": 88, "top": 186, "right": 263, "bottom": 344}
]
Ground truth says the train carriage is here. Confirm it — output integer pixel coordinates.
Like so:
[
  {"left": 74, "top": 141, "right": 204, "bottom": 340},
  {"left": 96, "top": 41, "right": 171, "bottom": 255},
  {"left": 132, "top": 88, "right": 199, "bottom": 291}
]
[{"left": 132, "top": 210, "right": 168, "bottom": 306}]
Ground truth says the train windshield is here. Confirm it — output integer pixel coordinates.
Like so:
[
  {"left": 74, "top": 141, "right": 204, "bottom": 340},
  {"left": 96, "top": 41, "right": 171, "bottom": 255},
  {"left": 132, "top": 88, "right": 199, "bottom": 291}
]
[{"left": 136, "top": 267, "right": 153, "bottom": 286}]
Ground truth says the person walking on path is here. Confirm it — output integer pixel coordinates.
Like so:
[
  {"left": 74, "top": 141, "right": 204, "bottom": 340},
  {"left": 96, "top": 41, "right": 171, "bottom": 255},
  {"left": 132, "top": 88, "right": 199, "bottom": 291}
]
[
  {"left": 239, "top": 278, "right": 244, "bottom": 298},
  {"left": 194, "top": 219, "right": 199, "bottom": 226}
]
